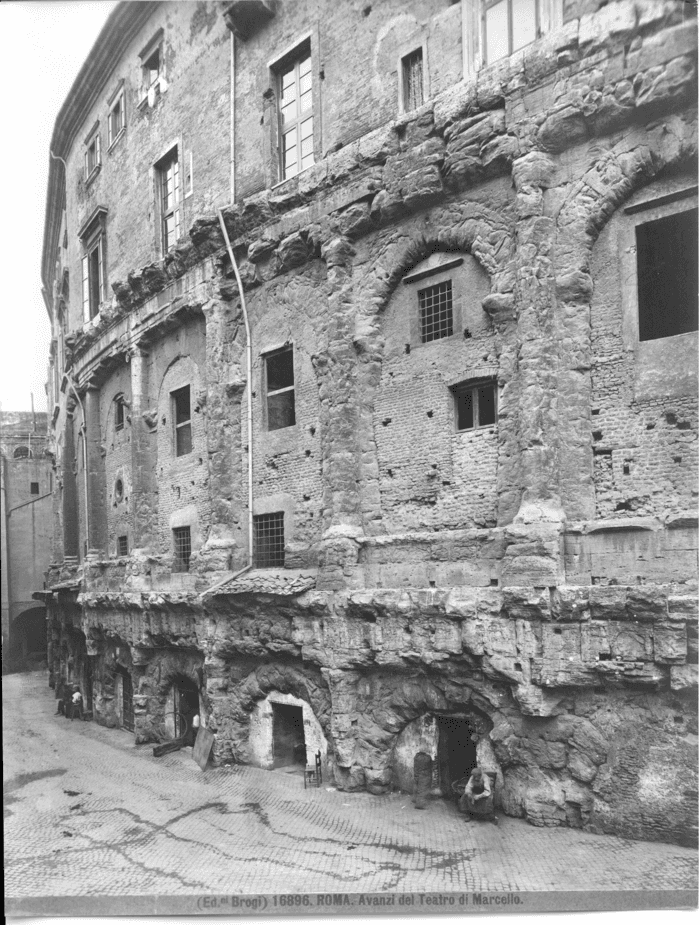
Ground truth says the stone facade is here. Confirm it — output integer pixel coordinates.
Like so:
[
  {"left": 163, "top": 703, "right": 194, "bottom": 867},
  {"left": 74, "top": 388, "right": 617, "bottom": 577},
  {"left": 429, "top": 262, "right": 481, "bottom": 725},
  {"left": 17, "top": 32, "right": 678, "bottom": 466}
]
[
  {"left": 41, "top": 0, "right": 697, "bottom": 847},
  {"left": 1, "top": 411, "right": 52, "bottom": 669}
]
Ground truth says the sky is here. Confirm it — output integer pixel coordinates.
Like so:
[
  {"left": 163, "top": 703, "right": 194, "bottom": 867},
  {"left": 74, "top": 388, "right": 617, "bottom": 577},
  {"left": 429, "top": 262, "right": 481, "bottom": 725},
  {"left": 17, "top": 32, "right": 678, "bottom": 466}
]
[{"left": 0, "top": 0, "right": 118, "bottom": 415}]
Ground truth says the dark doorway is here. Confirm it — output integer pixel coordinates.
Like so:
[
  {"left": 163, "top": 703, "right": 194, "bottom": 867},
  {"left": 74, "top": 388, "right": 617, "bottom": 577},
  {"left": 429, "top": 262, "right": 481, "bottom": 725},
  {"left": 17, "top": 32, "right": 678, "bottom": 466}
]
[
  {"left": 116, "top": 666, "right": 135, "bottom": 732},
  {"left": 11, "top": 608, "right": 47, "bottom": 660},
  {"left": 173, "top": 677, "right": 199, "bottom": 746},
  {"left": 272, "top": 703, "right": 306, "bottom": 768},
  {"left": 436, "top": 715, "right": 480, "bottom": 797}
]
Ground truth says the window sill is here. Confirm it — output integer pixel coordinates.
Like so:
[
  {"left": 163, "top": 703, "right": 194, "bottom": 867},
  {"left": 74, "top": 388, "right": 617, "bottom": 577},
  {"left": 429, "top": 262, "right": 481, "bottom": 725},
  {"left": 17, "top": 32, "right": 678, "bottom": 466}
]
[
  {"left": 107, "top": 129, "right": 125, "bottom": 153},
  {"left": 271, "top": 162, "right": 316, "bottom": 192},
  {"left": 455, "top": 425, "right": 497, "bottom": 435},
  {"left": 85, "top": 164, "right": 101, "bottom": 186}
]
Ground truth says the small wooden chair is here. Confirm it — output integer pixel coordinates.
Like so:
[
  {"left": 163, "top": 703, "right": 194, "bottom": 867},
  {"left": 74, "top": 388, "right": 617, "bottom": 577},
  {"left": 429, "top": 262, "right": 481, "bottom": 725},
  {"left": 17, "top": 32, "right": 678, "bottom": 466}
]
[{"left": 304, "top": 750, "right": 323, "bottom": 788}]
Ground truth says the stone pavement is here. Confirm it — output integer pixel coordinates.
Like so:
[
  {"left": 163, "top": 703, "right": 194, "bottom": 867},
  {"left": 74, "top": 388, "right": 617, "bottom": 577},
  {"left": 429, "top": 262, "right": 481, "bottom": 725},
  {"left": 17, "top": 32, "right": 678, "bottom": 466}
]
[{"left": 3, "top": 672, "right": 698, "bottom": 902}]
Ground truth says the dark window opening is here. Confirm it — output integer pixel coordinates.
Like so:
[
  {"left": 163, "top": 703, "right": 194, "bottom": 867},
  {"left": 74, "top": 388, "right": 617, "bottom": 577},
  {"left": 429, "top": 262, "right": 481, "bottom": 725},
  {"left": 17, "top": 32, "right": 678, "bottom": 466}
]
[
  {"left": 13, "top": 446, "right": 31, "bottom": 459},
  {"left": 453, "top": 379, "right": 498, "bottom": 431},
  {"left": 117, "top": 535, "right": 128, "bottom": 557},
  {"left": 114, "top": 478, "right": 124, "bottom": 502},
  {"left": 272, "top": 703, "right": 306, "bottom": 768},
  {"left": 402, "top": 48, "right": 424, "bottom": 111},
  {"left": 265, "top": 347, "right": 296, "bottom": 430},
  {"left": 419, "top": 280, "right": 453, "bottom": 343},
  {"left": 30, "top": 482, "right": 39, "bottom": 495},
  {"left": 254, "top": 512, "right": 285, "bottom": 567},
  {"left": 144, "top": 46, "right": 160, "bottom": 88},
  {"left": 636, "top": 208, "right": 699, "bottom": 341},
  {"left": 108, "top": 92, "right": 125, "bottom": 146},
  {"left": 115, "top": 396, "right": 125, "bottom": 431},
  {"left": 172, "top": 385, "right": 192, "bottom": 457},
  {"left": 173, "top": 526, "right": 192, "bottom": 572}
]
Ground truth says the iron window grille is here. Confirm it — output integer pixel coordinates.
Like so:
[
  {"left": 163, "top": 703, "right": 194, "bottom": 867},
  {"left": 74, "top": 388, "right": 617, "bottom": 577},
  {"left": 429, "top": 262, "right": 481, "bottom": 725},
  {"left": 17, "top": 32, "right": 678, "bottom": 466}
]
[
  {"left": 172, "top": 385, "right": 192, "bottom": 457},
  {"left": 254, "top": 512, "right": 285, "bottom": 568},
  {"left": 453, "top": 379, "right": 498, "bottom": 431},
  {"left": 419, "top": 280, "right": 454, "bottom": 343},
  {"left": 117, "top": 535, "right": 129, "bottom": 557},
  {"left": 115, "top": 396, "right": 125, "bottom": 432},
  {"left": 402, "top": 48, "right": 424, "bottom": 111},
  {"left": 84, "top": 129, "right": 101, "bottom": 180},
  {"left": 173, "top": 526, "right": 192, "bottom": 572},
  {"left": 483, "top": 0, "right": 540, "bottom": 65},
  {"left": 157, "top": 147, "right": 181, "bottom": 253},
  {"left": 278, "top": 49, "right": 314, "bottom": 180},
  {"left": 265, "top": 346, "right": 296, "bottom": 430},
  {"left": 108, "top": 90, "right": 125, "bottom": 147},
  {"left": 636, "top": 207, "right": 698, "bottom": 341}
]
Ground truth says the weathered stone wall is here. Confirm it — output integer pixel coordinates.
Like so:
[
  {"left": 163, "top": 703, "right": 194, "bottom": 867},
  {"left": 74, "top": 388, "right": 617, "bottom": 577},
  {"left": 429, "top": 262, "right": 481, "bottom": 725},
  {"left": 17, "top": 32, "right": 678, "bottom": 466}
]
[{"left": 100, "top": 365, "right": 133, "bottom": 555}]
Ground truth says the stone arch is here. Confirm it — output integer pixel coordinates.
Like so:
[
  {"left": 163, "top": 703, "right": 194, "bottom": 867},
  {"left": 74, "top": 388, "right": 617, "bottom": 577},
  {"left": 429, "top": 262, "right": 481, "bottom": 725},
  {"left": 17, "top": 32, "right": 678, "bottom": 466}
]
[
  {"left": 13, "top": 445, "right": 32, "bottom": 459},
  {"left": 9, "top": 605, "right": 46, "bottom": 660},
  {"left": 552, "top": 119, "right": 698, "bottom": 520}
]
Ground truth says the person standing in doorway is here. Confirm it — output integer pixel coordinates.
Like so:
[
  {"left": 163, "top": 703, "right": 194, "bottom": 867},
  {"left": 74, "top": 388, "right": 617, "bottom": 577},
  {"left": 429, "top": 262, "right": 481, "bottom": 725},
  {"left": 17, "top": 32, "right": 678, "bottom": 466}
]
[{"left": 70, "top": 685, "right": 83, "bottom": 721}]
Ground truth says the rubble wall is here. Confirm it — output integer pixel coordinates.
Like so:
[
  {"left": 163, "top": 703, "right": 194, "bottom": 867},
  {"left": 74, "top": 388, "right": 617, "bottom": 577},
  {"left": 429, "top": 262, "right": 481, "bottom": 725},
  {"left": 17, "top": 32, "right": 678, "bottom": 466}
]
[{"left": 100, "top": 366, "right": 133, "bottom": 556}]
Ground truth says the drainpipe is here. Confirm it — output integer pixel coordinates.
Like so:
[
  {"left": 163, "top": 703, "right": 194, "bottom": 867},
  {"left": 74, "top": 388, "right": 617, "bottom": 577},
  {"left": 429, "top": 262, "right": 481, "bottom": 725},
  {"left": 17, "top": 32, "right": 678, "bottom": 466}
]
[
  {"left": 217, "top": 211, "right": 254, "bottom": 574},
  {"left": 229, "top": 30, "right": 236, "bottom": 204},
  {"left": 65, "top": 375, "right": 89, "bottom": 557}
]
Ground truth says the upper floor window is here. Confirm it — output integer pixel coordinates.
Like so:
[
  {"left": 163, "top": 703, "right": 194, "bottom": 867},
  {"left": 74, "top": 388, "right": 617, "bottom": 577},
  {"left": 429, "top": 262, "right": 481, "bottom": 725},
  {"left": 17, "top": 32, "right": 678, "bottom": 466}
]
[
  {"left": 277, "top": 46, "right": 313, "bottom": 180},
  {"left": 108, "top": 89, "right": 125, "bottom": 148},
  {"left": 13, "top": 446, "right": 31, "bottom": 459},
  {"left": 138, "top": 29, "right": 166, "bottom": 108},
  {"left": 636, "top": 207, "right": 698, "bottom": 342},
  {"left": 114, "top": 395, "right": 126, "bottom": 432},
  {"left": 172, "top": 525, "right": 192, "bottom": 572},
  {"left": 452, "top": 379, "right": 498, "bottom": 431},
  {"left": 79, "top": 207, "right": 107, "bottom": 322},
  {"left": 264, "top": 346, "right": 296, "bottom": 430},
  {"left": 84, "top": 126, "right": 101, "bottom": 181},
  {"left": 172, "top": 385, "right": 192, "bottom": 457},
  {"left": 117, "top": 535, "right": 129, "bottom": 557},
  {"left": 401, "top": 48, "right": 424, "bottom": 112},
  {"left": 419, "top": 280, "right": 454, "bottom": 343},
  {"left": 30, "top": 482, "right": 40, "bottom": 495},
  {"left": 156, "top": 147, "right": 180, "bottom": 253}
]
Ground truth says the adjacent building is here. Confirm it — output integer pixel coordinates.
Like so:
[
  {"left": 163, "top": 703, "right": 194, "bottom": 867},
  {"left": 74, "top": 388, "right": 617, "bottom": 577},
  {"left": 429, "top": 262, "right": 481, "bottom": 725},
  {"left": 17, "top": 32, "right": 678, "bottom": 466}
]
[
  {"left": 1, "top": 410, "right": 52, "bottom": 669},
  {"left": 41, "top": 0, "right": 698, "bottom": 845}
]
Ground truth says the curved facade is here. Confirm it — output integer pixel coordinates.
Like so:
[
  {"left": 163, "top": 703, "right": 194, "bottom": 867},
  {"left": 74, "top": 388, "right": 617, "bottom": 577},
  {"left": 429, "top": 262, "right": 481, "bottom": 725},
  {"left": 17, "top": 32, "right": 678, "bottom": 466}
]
[{"left": 42, "top": 0, "right": 698, "bottom": 846}]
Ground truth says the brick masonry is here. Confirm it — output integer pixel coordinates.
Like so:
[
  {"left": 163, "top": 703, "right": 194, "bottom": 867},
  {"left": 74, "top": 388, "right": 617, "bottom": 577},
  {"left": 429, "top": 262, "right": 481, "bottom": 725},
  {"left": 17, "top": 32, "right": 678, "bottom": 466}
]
[{"left": 41, "top": 0, "right": 698, "bottom": 848}]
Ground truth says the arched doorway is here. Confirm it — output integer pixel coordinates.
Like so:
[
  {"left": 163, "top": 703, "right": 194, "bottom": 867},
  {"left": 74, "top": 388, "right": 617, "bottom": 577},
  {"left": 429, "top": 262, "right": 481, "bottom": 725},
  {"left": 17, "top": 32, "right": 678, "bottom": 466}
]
[
  {"left": 392, "top": 708, "right": 494, "bottom": 797},
  {"left": 248, "top": 692, "right": 328, "bottom": 775},
  {"left": 10, "top": 607, "right": 47, "bottom": 661},
  {"left": 164, "top": 675, "right": 200, "bottom": 746}
]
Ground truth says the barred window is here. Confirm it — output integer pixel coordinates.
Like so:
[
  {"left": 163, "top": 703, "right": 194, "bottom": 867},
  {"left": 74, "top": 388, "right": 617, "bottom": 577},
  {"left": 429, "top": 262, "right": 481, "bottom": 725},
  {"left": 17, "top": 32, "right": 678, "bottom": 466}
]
[
  {"left": 254, "top": 512, "right": 285, "bottom": 568},
  {"left": 30, "top": 482, "right": 39, "bottom": 495},
  {"left": 402, "top": 48, "right": 424, "bottom": 112},
  {"left": 173, "top": 526, "right": 192, "bottom": 572},
  {"left": 453, "top": 379, "right": 498, "bottom": 431},
  {"left": 172, "top": 385, "right": 192, "bottom": 457},
  {"left": 117, "top": 535, "right": 128, "bottom": 557},
  {"left": 265, "top": 346, "right": 296, "bottom": 431},
  {"left": 419, "top": 280, "right": 454, "bottom": 343}
]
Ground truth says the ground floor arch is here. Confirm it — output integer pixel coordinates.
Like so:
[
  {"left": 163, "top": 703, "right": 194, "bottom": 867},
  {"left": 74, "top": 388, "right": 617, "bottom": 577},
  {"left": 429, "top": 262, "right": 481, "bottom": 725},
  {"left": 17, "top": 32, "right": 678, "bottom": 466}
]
[
  {"left": 248, "top": 691, "right": 329, "bottom": 776},
  {"left": 9, "top": 606, "right": 47, "bottom": 663}
]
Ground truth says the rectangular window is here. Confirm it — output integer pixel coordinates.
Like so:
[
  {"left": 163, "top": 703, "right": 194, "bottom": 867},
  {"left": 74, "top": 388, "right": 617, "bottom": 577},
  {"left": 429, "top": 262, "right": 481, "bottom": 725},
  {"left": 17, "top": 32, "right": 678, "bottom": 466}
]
[
  {"left": 453, "top": 380, "right": 498, "bottom": 431},
  {"left": 144, "top": 45, "right": 161, "bottom": 90},
  {"left": 30, "top": 482, "right": 39, "bottom": 495},
  {"left": 172, "top": 385, "right": 192, "bottom": 457},
  {"left": 81, "top": 235, "right": 104, "bottom": 321},
  {"left": 402, "top": 48, "right": 424, "bottom": 111},
  {"left": 636, "top": 208, "right": 699, "bottom": 342},
  {"left": 117, "top": 535, "right": 128, "bottom": 557},
  {"left": 115, "top": 396, "right": 125, "bottom": 432},
  {"left": 84, "top": 130, "right": 101, "bottom": 180},
  {"left": 254, "top": 512, "right": 285, "bottom": 568},
  {"left": 108, "top": 91, "right": 125, "bottom": 147},
  {"left": 419, "top": 280, "right": 454, "bottom": 343},
  {"left": 278, "top": 49, "right": 313, "bottom": 180},
  {"left": 265, "top": 346, "right": 296, "bottom": 430},
  {"left": 484, "top": 0, "right": 539, "bottom": 65},
  {"left": 157, "top": 148, "right": 180, "bottom": 253},
  {"left": 172, "top": 526, "right": 192, "bottom": 572}
]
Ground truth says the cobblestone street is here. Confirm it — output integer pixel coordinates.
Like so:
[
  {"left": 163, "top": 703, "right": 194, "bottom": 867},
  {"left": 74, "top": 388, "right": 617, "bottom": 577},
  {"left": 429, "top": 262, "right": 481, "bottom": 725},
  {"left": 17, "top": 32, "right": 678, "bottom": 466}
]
[{"left": 4, "top": 671, "right": 698, "bottom": 908}]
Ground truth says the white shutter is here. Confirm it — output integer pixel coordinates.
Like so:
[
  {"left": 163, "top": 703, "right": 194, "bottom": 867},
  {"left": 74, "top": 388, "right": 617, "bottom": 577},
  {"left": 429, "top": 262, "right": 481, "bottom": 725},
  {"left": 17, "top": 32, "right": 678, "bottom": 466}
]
[
  {"left": 82, "top": 255, "right": 90, "bottom": 322},
  {"left": 96, "top": 132, "right": 101, "bottom": 165},
  {"left": 97, "top": 237, "right": 104, "bottom": 306}
]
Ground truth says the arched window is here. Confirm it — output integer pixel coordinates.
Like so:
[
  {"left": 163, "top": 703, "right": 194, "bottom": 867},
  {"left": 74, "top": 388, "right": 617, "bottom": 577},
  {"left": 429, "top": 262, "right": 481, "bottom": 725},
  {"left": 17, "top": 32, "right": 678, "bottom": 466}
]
[{"left": 13, "top": 446, "right": 31, "bottom": 459}]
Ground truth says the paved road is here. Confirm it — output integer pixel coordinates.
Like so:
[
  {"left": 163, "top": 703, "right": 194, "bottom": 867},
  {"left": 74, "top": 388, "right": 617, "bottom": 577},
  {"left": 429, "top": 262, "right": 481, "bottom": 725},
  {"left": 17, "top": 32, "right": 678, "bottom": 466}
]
[{"left": 3, "top": 672, "right": 698, "bottom": 905}]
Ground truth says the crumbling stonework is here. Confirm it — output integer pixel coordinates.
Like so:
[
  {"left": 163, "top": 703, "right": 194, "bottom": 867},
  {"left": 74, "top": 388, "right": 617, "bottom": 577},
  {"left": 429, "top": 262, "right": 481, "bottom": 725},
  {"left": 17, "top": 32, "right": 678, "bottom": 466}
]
[{"left": 42, "top": 0, "right": 697, "bottom": 848}]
